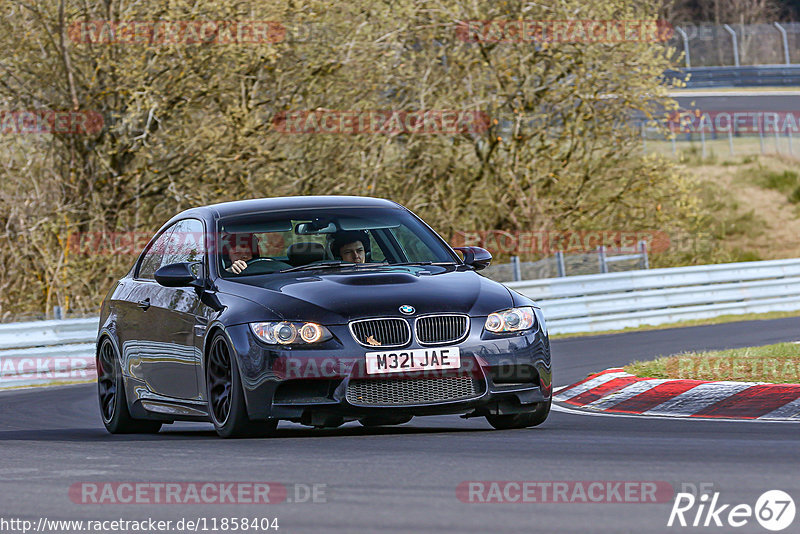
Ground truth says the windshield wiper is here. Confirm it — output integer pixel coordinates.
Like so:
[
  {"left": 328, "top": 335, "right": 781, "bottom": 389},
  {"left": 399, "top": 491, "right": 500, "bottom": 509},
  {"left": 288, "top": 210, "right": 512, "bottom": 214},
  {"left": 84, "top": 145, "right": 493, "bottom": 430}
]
[{"left": 278, "top": 261, "right": 358, "bottom": 273}]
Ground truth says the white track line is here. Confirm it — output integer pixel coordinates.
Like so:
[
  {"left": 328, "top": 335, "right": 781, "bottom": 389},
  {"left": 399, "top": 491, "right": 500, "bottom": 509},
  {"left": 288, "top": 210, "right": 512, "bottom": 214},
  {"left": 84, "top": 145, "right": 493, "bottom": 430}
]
[{"left": 551, "top": 402, "right": 800, "bottom": 423}]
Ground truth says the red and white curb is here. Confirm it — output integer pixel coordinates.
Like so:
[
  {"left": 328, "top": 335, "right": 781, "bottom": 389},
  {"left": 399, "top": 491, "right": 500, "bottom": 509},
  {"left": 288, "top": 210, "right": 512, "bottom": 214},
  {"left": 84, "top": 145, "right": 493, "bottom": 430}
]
[{"left": 554, "top": 368, "right": 800, "bottom": 420}]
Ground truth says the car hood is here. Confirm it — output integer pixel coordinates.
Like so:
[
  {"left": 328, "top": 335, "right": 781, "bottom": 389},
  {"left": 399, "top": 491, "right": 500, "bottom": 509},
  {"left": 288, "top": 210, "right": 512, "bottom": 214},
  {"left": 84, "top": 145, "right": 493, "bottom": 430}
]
[{"left": 216, "top": 265, "right": 514, "bottom": 324}]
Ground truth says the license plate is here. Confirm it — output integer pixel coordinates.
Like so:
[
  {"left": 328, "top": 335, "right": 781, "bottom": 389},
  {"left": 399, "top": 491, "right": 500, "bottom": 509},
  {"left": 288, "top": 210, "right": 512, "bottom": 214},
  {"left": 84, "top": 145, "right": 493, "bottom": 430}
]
[{"left": 365, "top": 347, "right": 461, "bottom": 375}]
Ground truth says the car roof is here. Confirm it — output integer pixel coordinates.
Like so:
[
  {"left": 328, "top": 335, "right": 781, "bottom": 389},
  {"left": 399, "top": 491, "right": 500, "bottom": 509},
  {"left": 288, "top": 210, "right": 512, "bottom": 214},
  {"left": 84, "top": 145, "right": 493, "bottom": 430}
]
[{"left": 168, "top": 195, "right": 404, "bottom": 223}]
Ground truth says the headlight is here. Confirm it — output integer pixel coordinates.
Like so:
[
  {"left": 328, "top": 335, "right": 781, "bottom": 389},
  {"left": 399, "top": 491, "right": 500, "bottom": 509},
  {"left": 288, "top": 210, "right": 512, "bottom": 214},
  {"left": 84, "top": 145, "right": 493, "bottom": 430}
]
[
  {"left": 250, "top": 322, "right": 332, "bottom": 345},
  {"left": 484, "top": 307, "right": 536, "bottom": 333}
]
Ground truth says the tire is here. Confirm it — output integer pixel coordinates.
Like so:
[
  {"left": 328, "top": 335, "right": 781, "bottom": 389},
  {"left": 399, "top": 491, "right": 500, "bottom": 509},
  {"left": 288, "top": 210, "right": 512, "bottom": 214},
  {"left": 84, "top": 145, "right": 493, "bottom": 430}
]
[
  {"left": 485, "top": 400, "right": 551, "bottom": 430},
  {"left": 358, "top": 415, "right": 412, "bottom": 427},
  {"left": 206, "top": 332, "right": 278, "bottom": 438},
  {"left": 97, "top": 338, "right": 162, "bottom": 434}
]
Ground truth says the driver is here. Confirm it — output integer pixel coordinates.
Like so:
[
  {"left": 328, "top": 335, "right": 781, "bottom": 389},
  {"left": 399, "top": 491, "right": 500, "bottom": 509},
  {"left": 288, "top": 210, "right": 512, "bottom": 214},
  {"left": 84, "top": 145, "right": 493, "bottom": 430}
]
[
  {"left": 330, "top": 230, "right": 369, "bottom": 264},
  {"left": 222, "top": 232, "right": 259, "bottom": 274}
]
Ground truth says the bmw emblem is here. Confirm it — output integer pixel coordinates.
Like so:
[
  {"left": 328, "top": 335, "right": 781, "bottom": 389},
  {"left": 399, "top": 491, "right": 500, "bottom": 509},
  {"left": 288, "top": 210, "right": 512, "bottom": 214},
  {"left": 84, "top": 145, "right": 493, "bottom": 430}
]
[{"left": 399, "top": 305, "right": 415, "bottom": 315}]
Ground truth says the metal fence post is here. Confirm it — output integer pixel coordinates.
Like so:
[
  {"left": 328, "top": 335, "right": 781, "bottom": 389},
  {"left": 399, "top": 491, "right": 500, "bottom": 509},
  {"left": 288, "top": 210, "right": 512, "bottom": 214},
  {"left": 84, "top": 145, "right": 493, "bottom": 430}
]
[
  {"left": 556, "top": 251, "right": 566, "bottom": 278},
  {"left": 701, "top": 128, "right": 707, "bottom": 159},
  {"left": 759, "top": 125, "right": 765, "bottom": 154},
  {"left": 775, "top": 126, "right": 780, "bottom": 153},
  {"left": 641, "top": 122, "right": 646, "bottom": 153},
  {"left": 598, "top": 245, "right": 608, "bottom": 274},
  {"left": 53, "top": 306, "right": 63, "bottom": 320},
  {"left": 511, "top": 255, "right": 522, "bottom": 282},
  {"left": 639, "top": 240, "right": 649, "bottom": 270},
  {"left": 774, "top": 22, "right": 791, "bottom": 65},
  {"left": 675, "top": 26, "right": 691, "bottom": 68},
  {"left": 789, "top": 129, "right": 794, "bottom": 156},
  {"left": 723, "top": 24, "right": 740, "bottom": 67},
  {"left": 728, "top": 127, "right": 734, "bottom": 156}
]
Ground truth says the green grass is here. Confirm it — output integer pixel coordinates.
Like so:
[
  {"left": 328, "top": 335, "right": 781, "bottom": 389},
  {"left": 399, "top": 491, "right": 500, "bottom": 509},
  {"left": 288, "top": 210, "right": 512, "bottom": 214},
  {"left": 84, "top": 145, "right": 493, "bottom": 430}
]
[
  {"left": 697, "top": 180, "right": 765, "bottom": 241},
  {"left": 756, "top": 169, "right": 799, "bottom": 193},
  {"left": 550, "top": 309, "right": 800, "bottom": 339},
  {"left": 736, "top": 166, "right": 800, "bottom": 205},
  {"left": 624, "top": 342, "right": 800, "bottom": 384}
]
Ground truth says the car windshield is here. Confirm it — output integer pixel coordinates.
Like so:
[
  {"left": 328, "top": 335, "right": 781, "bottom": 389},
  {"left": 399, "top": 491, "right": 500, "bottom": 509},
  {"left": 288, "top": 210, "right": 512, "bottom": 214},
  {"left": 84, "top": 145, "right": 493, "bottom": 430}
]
[{"left": 216, "top": 206, "right": 458, "bottom": 277}]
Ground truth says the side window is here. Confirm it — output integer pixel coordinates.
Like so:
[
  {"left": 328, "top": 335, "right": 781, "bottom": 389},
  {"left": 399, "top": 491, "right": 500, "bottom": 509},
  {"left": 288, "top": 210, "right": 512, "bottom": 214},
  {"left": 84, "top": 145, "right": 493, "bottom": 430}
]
[
  {"left": 136, "top": 219, "right": 205, "bottom": 280},
  {"left": 137, "top": 226, "right": 175, "bottom": 280},
  {"left": 161, "top": 219, "right": 205, "bottom": 268}
]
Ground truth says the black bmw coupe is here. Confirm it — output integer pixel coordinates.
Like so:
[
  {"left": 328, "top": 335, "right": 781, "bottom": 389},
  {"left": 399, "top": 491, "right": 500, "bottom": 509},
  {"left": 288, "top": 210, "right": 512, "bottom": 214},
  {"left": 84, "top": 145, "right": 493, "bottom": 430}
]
[{"left": 97, "top": 196, "right": 552, "bottom": 437}]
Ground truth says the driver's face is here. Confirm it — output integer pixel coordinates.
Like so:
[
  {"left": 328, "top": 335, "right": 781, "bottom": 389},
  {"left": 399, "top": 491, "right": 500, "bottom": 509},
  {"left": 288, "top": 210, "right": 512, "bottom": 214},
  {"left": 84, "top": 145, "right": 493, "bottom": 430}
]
[
  {"left": 339, "top": 241, "right": 365, "bottom": 263},
  {"left": 226, "top": 237, "right": 254, "bottom": 263}
]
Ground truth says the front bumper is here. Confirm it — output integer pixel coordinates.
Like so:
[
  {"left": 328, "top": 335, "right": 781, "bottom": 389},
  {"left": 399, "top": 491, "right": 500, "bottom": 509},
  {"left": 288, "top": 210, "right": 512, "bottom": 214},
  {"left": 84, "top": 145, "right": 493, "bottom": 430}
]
[{"left": 225, "top": 318, "right": 552, "bottom": 424}]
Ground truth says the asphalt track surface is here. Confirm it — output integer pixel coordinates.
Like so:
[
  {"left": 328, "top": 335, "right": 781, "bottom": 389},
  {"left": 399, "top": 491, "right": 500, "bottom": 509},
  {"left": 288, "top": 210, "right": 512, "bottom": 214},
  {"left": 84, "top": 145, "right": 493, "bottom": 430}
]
[{"left": 1, "top": 317, "right": 799, "bottom": 534}]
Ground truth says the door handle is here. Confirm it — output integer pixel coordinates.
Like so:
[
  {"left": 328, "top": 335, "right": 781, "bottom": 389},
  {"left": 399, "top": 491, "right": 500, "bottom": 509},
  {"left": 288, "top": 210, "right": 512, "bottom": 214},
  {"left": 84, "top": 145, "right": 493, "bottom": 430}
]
[{"left": 137, "top": 298, "right": 151, "bottom": 311}]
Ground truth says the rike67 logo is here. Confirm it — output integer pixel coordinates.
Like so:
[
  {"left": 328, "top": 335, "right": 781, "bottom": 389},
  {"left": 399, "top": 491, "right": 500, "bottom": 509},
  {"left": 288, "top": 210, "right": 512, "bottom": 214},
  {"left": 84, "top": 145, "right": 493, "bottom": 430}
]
[{"left": 668, "top": 490, "right": 795, "bottom": 531}]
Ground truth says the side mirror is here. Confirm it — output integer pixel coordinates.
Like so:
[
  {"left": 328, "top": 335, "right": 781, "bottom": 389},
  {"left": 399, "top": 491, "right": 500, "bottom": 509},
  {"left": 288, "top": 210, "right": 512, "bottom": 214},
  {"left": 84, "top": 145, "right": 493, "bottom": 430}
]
[
  {"left": 155, "top": 262, "right": 201, "bottom": 288},
  {"left": 454, "top": 246, "right": 492, "bottom": 271}
]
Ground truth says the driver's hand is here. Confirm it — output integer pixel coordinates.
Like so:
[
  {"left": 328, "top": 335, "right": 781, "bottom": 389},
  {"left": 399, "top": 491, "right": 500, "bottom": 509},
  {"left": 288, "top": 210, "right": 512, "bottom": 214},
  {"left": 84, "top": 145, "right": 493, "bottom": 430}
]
[{"left": 229, "top": 259, "right": 248, "bottom": 274}]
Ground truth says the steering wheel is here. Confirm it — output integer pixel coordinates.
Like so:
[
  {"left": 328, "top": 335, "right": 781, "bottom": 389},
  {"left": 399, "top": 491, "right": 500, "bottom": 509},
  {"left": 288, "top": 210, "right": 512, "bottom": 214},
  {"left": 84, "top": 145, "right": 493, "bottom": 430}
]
[
  {"left": 245, "top": 258, "right": 276, "bottom": 265},
  {"left": 239, "top": 257, "right": 291, "bottom": 274}
]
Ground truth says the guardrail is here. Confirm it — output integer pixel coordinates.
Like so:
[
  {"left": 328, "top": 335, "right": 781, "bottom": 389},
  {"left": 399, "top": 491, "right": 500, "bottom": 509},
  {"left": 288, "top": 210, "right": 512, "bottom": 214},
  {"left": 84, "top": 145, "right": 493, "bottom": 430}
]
[
  {"left": 507, "top": 258, "right": 800, "bottom": 334},
  {"left": 4, "top": 258, "right": 800, "bottom": 389},
  {"left": 0, "top": 318, "right": 97, "bottom": 389},
  {"left": 665, "top": 65, "right": 800, "bottom": 88}
]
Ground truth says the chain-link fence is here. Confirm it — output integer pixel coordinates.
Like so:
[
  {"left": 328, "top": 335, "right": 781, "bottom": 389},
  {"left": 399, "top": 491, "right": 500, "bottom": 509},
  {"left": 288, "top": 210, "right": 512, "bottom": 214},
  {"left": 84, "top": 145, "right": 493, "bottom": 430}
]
[
  {"left": 641, "top": 122, "right": 799, "bottom": 160},
  {"left": 668, "top": 23, "right": 800, "bottom": 67},
  {"left": 481, "top": 244, "right": 649, "bottom": 283}
]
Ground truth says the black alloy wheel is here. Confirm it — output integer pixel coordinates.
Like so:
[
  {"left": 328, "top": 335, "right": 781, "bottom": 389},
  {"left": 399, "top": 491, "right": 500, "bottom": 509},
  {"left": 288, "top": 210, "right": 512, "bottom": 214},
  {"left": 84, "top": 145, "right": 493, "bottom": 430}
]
[
  {"left": 206, "top": 332, "right": 278, "bottom": 438},
  {"left": 97, "top": 338, "right": 162, "bottom": 434}
]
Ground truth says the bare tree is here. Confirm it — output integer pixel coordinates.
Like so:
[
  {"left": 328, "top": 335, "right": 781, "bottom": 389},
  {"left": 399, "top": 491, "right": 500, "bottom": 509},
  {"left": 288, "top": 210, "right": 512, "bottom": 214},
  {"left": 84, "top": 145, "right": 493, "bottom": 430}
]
[{"left": 0, "top": 0, "right": 705, "bottom": 316}]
